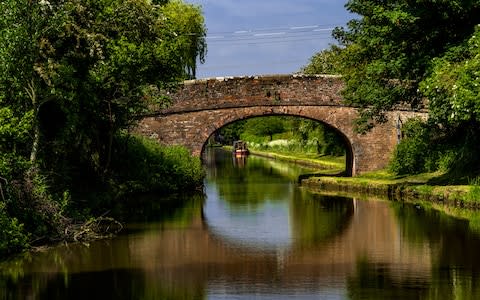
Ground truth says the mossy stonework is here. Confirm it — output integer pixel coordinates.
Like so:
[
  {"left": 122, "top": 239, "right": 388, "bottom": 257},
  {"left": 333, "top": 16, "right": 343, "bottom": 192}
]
[{"left": 138, "top": 75, "right": 426, "bottom": 176}]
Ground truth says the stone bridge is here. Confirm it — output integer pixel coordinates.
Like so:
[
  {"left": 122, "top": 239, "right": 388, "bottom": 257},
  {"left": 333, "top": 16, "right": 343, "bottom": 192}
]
[{"left": 138, "top": 74, "right": 426, "bottom": 176}]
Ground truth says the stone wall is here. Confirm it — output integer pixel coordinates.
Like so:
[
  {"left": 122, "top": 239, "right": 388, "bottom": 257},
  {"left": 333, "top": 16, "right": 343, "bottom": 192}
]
[{"left": 157, "top": 74, "right": 344, "bottom": 114}]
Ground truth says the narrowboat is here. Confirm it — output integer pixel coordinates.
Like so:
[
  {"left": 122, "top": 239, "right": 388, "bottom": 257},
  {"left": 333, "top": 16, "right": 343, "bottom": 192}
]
[{"left": 232, "top": 140, "right": 249, "bottom": 156}]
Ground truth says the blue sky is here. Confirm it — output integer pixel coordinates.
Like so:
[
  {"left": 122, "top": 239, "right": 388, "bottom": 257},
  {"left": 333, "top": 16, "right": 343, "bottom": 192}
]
[{"left": 186, "top": 0, "right": 352, "bottom": 78}]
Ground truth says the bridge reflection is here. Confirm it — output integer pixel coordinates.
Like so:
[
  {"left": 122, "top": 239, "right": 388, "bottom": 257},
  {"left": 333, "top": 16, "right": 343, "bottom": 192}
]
[
  {"left": 0, "top": 150, "right": 438, "bottom": 299},
  {"left": 133, "top": 198, "right": 431, "bottom": 278},
  {"left": 5, "top": 196, "right": 474, "bottom": 299},
  {"left": 112, "top": 197, "right": 432, "bottom": 299}
]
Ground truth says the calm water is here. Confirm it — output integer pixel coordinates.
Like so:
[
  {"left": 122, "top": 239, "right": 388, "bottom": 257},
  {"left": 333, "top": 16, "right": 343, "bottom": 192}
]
[{"left": 1, "top": 148, "right": 480, "bottom": 299}]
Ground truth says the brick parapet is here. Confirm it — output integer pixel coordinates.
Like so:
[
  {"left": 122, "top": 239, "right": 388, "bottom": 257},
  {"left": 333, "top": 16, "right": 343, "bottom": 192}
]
[{"left": 159, "top": 74, "right": 344, "bottom": 114}]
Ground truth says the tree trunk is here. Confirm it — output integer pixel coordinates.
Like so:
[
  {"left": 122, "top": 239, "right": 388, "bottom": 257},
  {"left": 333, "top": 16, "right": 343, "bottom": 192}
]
[
  {"left": 103, "top": 100, "right": 114, "bottom": 174},
  {"left": 30, "top": 119, "right": 40, "bottom": 165},
  {"left": 26, "top": 80, "right": 40, "bottom": 171}
]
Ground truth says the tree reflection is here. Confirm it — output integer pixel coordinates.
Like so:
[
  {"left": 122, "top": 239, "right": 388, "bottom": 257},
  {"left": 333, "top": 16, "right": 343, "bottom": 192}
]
[
  {"left": 347, "top": 256, "right": 429, "bottom": 300},
  {"left": 290, "top": 190, "right": 354, "bottom": 248},
  {"left": 346, "top": 202, "right": 480, "bottom": 299},
  {"left": 392, "top": 202, "right": 480, "bottom": 299},
  {"left": 0, "top": 194, "right": 206, "bottom": 300},
  {"left": 0, "top": 269, "right": 207, "bottom": 300},
  {"left": 207, "top": 149, "right": 309, "bottom": 210}
]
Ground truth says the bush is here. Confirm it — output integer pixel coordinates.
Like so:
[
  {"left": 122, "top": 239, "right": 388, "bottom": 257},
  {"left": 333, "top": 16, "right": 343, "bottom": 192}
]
[
  {"left": 0, "top": 133, "right": 205, "bottom": 258},
  {"left": 6, "top": 173, "right": 70, "bottom": 242},
  {"left": 111, "top": 134, "right": 204, "bottom": 195},
  {"left": 0, "top": 202, "right": 28, "bottom": 257},
  {"left": 0, "top": 153, "right": 69, "bottom": 247},
  {"left": 467, "top": 177, "right": 480, "bottom": 202},
  {"left": 390, "top": 119, "right": 430, "bottom": 175},
  {"left": 390, "top": 118, "right": 480, "bottom": 180}
]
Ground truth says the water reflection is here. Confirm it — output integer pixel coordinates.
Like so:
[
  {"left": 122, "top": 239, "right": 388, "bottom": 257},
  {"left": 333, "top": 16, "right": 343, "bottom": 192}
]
[
  {"left": 290, "top": 190, "right": 354, "bottom": 249},
  {"left": 204, "top": 149, "right": 348, "bottom": 251},
  {"left": 1, "top": 149, "right": 480, "bottom": 299}
]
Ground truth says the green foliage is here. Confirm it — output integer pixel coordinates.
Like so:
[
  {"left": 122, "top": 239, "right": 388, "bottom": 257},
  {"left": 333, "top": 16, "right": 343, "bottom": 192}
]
[
  {"left": 110, "top": 134, "right": 204, "bottom": 195},
  {"left": 293, "top": 118, "right": 345, "bottom": 156},
  {"left": 0, "top": 0, "right": 207, "bottom": 177},
  {"left": 0, "top": 107, "right": 33, "bottom": 155},
  {"left": 390, "top": 118, "right": 480, "bottom": 179},
  {"left": 300, "top": 45, "right": 343, "bottom": 75},
  {"left": 242, "top": 117, "right": 285, "bottom": 141},
  {"left": 330, "top": 1, "right": 480, "bottom": 178},
  {"left": 161, "top": 0, "right": 207, "bottom": 79},
  {"left": 0, "top": 202, "right": 29, "bottom": 257},
  {"left": 466, "top": 177, "right": 480, "bottom": 202},
  {"left": 390, "top": 119, "right": 430, "bottom": 175},
  {"left": 217, "top": 120, "right": 246, "bottom": 145},
  {"left": 0, "top": 0, "right": 207, "bottom": 257},
  {"left": 333, "top": 0, "right": 480, "bottom": 127},
  {"left": 5, "top": 172, "right": 71, "bottom": 242},
  {"left": 220, "top": 116, "right": 346, "bottom": 157},
  {"left": 420, "top": 26, "right": 480, "bottom": 125}
]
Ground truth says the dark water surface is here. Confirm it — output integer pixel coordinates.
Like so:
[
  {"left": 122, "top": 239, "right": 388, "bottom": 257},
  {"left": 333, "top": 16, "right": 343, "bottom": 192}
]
[{"left": 1, "top": 148, "right": 480, "bottom": 299}]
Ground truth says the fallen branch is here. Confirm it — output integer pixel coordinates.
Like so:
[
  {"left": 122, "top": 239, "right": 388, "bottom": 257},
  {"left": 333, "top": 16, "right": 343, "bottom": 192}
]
[{"left": 68, "top": 217, "right": 123, "bottom": 242}]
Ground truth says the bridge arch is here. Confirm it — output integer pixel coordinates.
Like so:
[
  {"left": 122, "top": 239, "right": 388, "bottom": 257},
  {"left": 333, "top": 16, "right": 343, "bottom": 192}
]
[
  {"left": 201, "top": 112, "right": 354, "bottom": 176},
  {"left": 137, "top": 74, "right": 427, "bottom": 175}
]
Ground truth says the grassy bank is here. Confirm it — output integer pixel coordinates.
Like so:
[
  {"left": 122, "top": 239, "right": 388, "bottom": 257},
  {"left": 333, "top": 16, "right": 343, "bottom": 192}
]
[
  {"left": 302, "top": 170, "right": 480, "bottom": 209},
  {"left": 241, "top": 147, "right": 480, "bottom": 209}
]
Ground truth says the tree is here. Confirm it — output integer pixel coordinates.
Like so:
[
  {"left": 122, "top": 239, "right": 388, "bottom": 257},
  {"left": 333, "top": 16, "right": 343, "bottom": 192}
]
[
  {"left": 0, "top": 0, "right": 207, "bottom": 248},
  {"left": 0, "top": 0, "right": 207, "bottom": 178},
  {"left": 333, "top": 0, "right": 480, "bottom": 130},
  {"left": 161, "top": 0, "right": 207, "bottom": 79},
  {"left": 292, "top": 119, "right": 345, "bottom": 156},
  {"left": 243, "top": 117, "right": 285, "bottom": 141},
  {"left": 420, "top": 26, "right": 480, "bottom": 126},
  {"left": 300, "top": 45, "right": 343, "bottom": 75},
  {"left": 217, "top": 120, "right": 246, "bottom": 145}
]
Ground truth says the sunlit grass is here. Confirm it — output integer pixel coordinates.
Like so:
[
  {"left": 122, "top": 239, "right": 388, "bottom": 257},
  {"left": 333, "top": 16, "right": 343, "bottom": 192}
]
[
  {"left": 249, "top": 149, "right": 345, "bottom": 171},
  {"left": 302, "top": 167, "right": 479, "bottom": 207}
]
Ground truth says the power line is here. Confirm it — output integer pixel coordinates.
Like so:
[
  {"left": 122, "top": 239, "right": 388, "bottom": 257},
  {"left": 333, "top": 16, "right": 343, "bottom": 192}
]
[
  {"left": 207, "top": 26, "right": 335, "bottom": 40},
  {"left": 169, "top": 24, "right": 341, "bottom": 52},
  {"left": 205, "top": 27, "right": 336, "bottom": 46},
  {"left": 205, "top": 23, "right": 345, "bottom": 35},
  {"left": 194, "top": 23, "right": 343, "bottom": 74},
  {"left": 206, "top": 35, "right": 335, "bottom": 46},
  {"left": 207, "top": 29, "right": 333, "bottom": 42},
  {"left": 209, "top": 37, "right": 333, "bottom": 46}
]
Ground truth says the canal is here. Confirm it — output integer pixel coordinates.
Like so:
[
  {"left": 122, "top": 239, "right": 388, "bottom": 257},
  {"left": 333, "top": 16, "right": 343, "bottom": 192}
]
[{"left": 1, "top": 148, "right": 480, "bottom": 299}]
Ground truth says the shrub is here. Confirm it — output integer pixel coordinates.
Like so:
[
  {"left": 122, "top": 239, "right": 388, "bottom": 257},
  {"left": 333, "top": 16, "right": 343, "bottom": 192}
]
[
  {"left": 0, "top": 151, "right": 69, "bottom": 243},
  {"left": 390, "top": 118, "right": 480, "bottom": 180},
  {"left": 111, "top": 134, "right": 204, "bottom": 195},
  {"left": 466, "top": 177, "right": 480, "bottom": 202},
  {"left": 6, "top": 174, "right": 69, "bottom": 241},
  {"left": 390, "top": 118, "right": 430, "bottom": 175},
  {"left": 0, "top": 202, "right": 28, "bottom": 257}
]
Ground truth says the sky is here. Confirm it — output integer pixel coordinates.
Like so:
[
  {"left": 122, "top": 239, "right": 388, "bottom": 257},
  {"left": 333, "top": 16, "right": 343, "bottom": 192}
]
[{"left": 186, "top": 0, "right": 353, "bottom": 78}]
